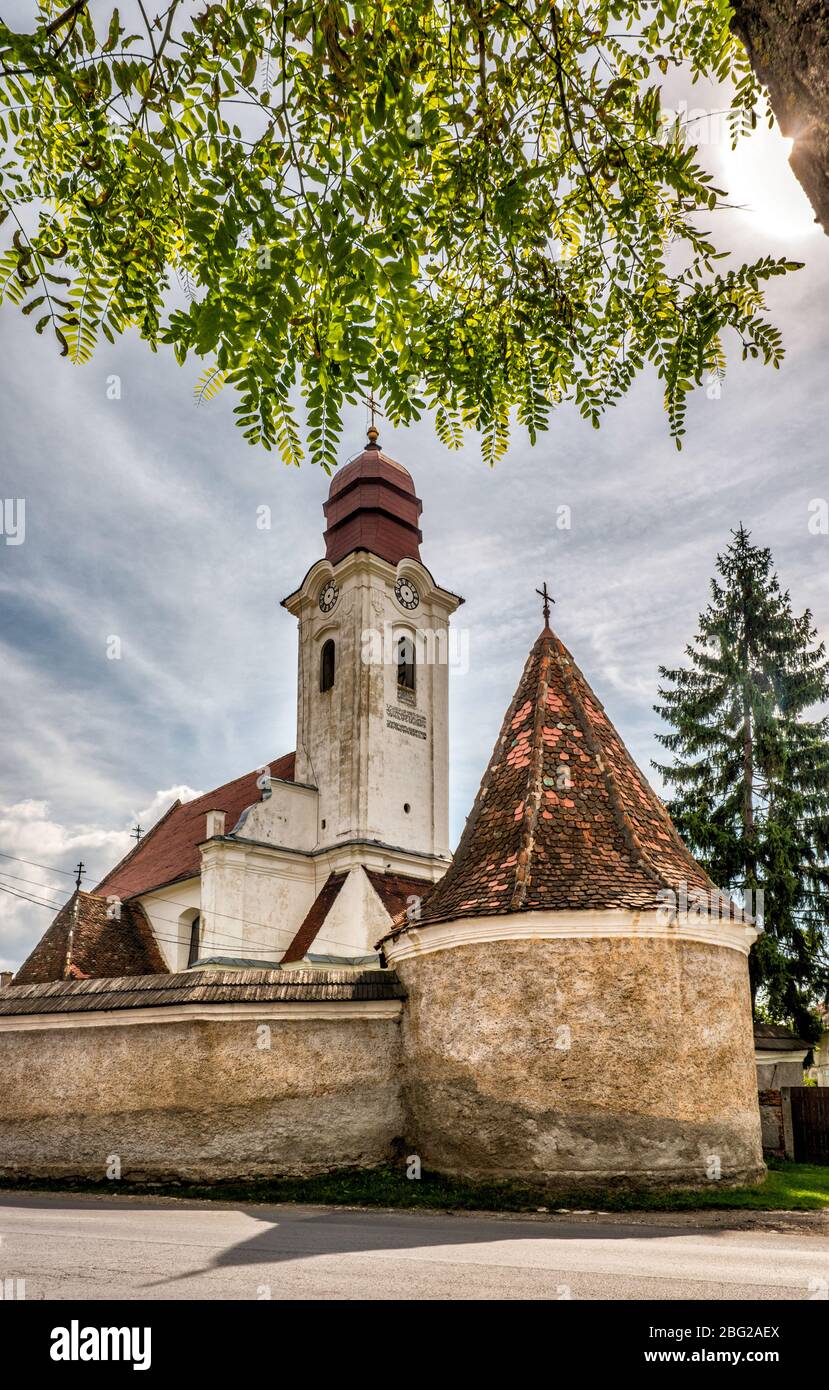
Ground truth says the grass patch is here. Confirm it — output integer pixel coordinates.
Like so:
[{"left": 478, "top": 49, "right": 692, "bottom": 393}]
[{"left": 1, "top": 1160, "right": 827, "bottom": 1213}]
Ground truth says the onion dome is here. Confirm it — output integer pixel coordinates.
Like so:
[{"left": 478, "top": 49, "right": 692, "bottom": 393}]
[{"left": 323, "top": 427, "right": 423, "bottom": 567}]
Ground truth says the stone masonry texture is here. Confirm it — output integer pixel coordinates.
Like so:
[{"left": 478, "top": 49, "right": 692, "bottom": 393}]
[
  {"left": 396, "top": 937, "right": 765, "bottom": 1190},
  {"left": 0, "top": 1015, "right": 404, "bottom": 1182}
]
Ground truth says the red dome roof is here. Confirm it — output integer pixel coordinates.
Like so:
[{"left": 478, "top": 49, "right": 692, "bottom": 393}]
[
  {"left": 323, "top": 436, "right": 423, "bottom": 567},
  {"left": 328, "top": 449, "right": 416, "bottom": 500}
]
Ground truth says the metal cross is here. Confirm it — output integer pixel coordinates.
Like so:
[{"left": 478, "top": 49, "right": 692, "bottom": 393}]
[
  {"left": 362, "top": 390, "right": 384, "bottom": 430},
  {"left": 131, "top": 824, "right": 143, "bottom": 844},
  {"left": 74, "top": 861, "right": 85, "bottom": 889},
  {"left": 536, "top": 581, "right": 554, "bottom": 627}
]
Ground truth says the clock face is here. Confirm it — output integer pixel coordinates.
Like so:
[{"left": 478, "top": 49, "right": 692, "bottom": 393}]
[
  {"left": 394, "top": 576, "right": 420, "bottom": 611},
  {"left": 318, "top": 580, "right": 339, "bottom": 614}
]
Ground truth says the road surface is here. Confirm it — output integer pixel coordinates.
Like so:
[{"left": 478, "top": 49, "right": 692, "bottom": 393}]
[{"left": 1, "top": 1193, "right": 828, "bottom": 1300}]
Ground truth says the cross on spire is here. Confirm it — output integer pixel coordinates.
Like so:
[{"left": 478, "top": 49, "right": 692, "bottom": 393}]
[
  {"left": 131, "top": 824, "right": 143, "bottom": 844},
  {"left": 362, "top": 390, "right": 383, "bottom": 444},
  {"left": 74, "top": 861, "right": 85, "bottom": 890},
  {"left": 536, "top": 581, "right": 554, "bottom": 628}
]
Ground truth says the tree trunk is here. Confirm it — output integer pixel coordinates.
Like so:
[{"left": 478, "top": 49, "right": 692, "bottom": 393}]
[{"left": 731, "top": 0, "right": 829, "bottom": 233}]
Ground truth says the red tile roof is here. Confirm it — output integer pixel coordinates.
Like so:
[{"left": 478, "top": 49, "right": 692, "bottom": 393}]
[
  {"left": 323, "top": 440, "right": 423, "bottom": 567},
  {"left": 281, "top": 871, "right": 348, "bottom": 963},
  {"left": 409, "top": 626, "right": 724, "bottom": 928},
  {"left": 365, "top": 870, "right": 435, "bottom": 923},
  {"left": 95, "top": 753, "right": 295, "bottom": 900},
  {"left": 14, "top": 892, "right": 167, "bottom": 984}
]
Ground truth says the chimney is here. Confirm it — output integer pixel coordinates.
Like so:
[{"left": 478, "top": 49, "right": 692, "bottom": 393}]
[
  {"left": 0, "top": 971, "right": 13, "bottom": 989},
  {"left": 205, "top": 809, "right": 226, "bottom": 839}
]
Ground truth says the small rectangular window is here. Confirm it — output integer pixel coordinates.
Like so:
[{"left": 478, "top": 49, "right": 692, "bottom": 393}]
[
  {"left": 320, "top": 639, "right": 336, "bottom": 692},
  {"left": 397, "top": 635, "right": 416, "bottom": 691}
]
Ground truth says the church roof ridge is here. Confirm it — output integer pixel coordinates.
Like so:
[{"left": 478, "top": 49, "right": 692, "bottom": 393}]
[
  {"left": 94, "top": 752, "right": 296, "bottom": 901},
  {"left": 92, "top": 797, "right": 183, "bottom": 896},
  {"left": 408, "top": 623, "right": 723, "bottom": 929}
]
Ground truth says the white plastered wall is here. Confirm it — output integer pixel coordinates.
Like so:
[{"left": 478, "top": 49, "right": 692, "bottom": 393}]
[{"left": 312, "top": 866, "right": 397, "bottom": 957}]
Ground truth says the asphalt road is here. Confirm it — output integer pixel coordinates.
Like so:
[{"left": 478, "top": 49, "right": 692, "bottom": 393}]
[{"left": 1, "top": 1194, "right": 828, "bottom": 1300}]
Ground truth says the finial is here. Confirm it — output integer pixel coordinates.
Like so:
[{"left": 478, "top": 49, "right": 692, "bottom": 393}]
[
  {"left": 74, "top": 860, "right": 85, "bottom": 890},
  {"left": 362, "top": 390, "right": 384, "bottom": 447},
  {"left": 535, "top": 581, "right": 554, "bottom": 629}
]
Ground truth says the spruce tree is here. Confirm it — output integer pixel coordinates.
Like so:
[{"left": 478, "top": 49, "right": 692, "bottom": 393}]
[{"left": 654, "top": 525, "right": 829, "bottom": 1041}]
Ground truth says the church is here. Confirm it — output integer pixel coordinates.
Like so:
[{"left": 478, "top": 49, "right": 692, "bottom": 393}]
[
  {"left": 13, "top": 423, "right": 459, "bottom": 981},
  {"left": 0, "top": 428, "right": 765, "bottom": 1192}
]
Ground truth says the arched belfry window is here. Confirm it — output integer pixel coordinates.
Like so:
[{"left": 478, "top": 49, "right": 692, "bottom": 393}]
[
  {"left": 320, "top": 638, "right": 336, "bottom": 692},
  {"left": 397, "top": 634, "right": 416, "bottom": 691},
  {"left": 187, "top": 914, "right": 201, "bottom": 969}
]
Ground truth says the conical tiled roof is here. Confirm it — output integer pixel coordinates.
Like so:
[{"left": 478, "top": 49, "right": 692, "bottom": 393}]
[{"left": 416, "top": 625, "right": 720, "bottom": 927}]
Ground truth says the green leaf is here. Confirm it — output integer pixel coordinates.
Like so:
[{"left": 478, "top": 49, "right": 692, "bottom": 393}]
[{"left": 240, "top": 50, "right": 257, "bottom": 88}]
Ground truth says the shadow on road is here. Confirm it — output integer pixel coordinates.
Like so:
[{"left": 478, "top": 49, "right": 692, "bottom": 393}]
[{"left": 0, "top": 1190, "right": 748, "bottom": 1290}]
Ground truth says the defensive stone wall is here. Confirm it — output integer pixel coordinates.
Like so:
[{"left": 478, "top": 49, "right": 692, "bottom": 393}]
[{"left": 394, "top": 936, "right": 765, "bottom": 1190}]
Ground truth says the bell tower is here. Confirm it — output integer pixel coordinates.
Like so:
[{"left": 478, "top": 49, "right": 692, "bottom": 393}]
[{"left": 281, "top": 429, "right": 462, "bottom": 875}]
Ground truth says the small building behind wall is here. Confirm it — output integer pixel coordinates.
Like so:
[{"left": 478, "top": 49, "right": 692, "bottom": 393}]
[{"left": 754, "top": 1024, "right": 810, "bottom": 1163}]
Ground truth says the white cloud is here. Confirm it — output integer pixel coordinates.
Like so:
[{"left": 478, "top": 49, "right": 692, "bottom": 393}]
[
  {"left": 0, "top": 788, "right": 201, "bottom": 971},
  {"left": 134, "top": 786, "right": 203, "bottom": 828}
]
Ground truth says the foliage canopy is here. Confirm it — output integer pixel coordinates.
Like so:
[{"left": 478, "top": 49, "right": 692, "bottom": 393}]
[{"left": 0, "top": 1, "right": 800, "bottom": 466}]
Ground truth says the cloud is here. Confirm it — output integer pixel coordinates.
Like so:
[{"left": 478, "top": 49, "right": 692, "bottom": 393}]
[
  {"left": 134, "top": 786, "right": 203, "bottom": 829},
  {"left": 0, "top": 787, "right": 202, "bottom": 972}
]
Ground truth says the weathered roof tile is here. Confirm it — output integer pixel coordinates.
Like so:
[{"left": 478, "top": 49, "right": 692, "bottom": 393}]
[
  {"left": 406, "top": 624, "right": 730, "bottom": 928},
  {"left": 0, "top": 967, "right": 404, "bottom": 1015},
  {"left": 13, "top": 892, "right": 167, "bottom": 984}
]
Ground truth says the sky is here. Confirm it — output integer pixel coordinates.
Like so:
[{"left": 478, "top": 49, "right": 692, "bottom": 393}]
[{"left": 2, "top": 63, "right": 829, "bottom": 971}]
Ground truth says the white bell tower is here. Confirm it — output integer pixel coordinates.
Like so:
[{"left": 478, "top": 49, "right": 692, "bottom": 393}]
[{"left": 281, "top": 429, "right": 462, "bottom": 877}]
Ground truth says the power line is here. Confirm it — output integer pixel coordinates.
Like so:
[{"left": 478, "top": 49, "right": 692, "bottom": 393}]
[
  {"left": 0, "top": 846, "right": 415, "bottom": 955},
  {"left": 0, "top": 877, "right": 386, "bottom": 959},
  {"left": 0, "top": 886, "right": 298, "bottom": 962},
  {"left": 0, "top": 878, "right": 381, "bottom": 956},
  {"left": 0, "top": 885, "right": 388, "bottom": 969},
  {"left": 0, "top": 869, "right": 73, "bottom": 894},
  {"left": 0, "top": 882, "right": 66, "bottom": 912},
  {"left": 0, "top": 887, "right": 286, "bottom": 965},
  {"left": 0, "top": 849, "right": 101, "bottom": 880}
]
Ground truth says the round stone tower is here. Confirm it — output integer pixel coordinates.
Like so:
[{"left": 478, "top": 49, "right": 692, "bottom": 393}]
[{"left": 384, "top": 622, "right": 764, "bottom": 1191}]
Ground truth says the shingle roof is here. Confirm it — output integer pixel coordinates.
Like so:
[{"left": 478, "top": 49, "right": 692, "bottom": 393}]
[
  {"left": 411, "top": 625, "right": 725, "bottom": 928},
  {"left": 0, "top": 967, "right": 405, "bottom": 1016},
  {"left": 753, "top": 1023, "right": 809, "bottom": 1051},
  {"left": 13, "top": 892, "right": 167, "bottom": 984},
  {"left": 95, "top": 752, "right": 295, "bottom": 900}
]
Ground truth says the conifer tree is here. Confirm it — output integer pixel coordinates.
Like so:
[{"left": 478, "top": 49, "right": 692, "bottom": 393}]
[{"left": 654, "top": 526, "right": 829, "bottom": 1041}]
